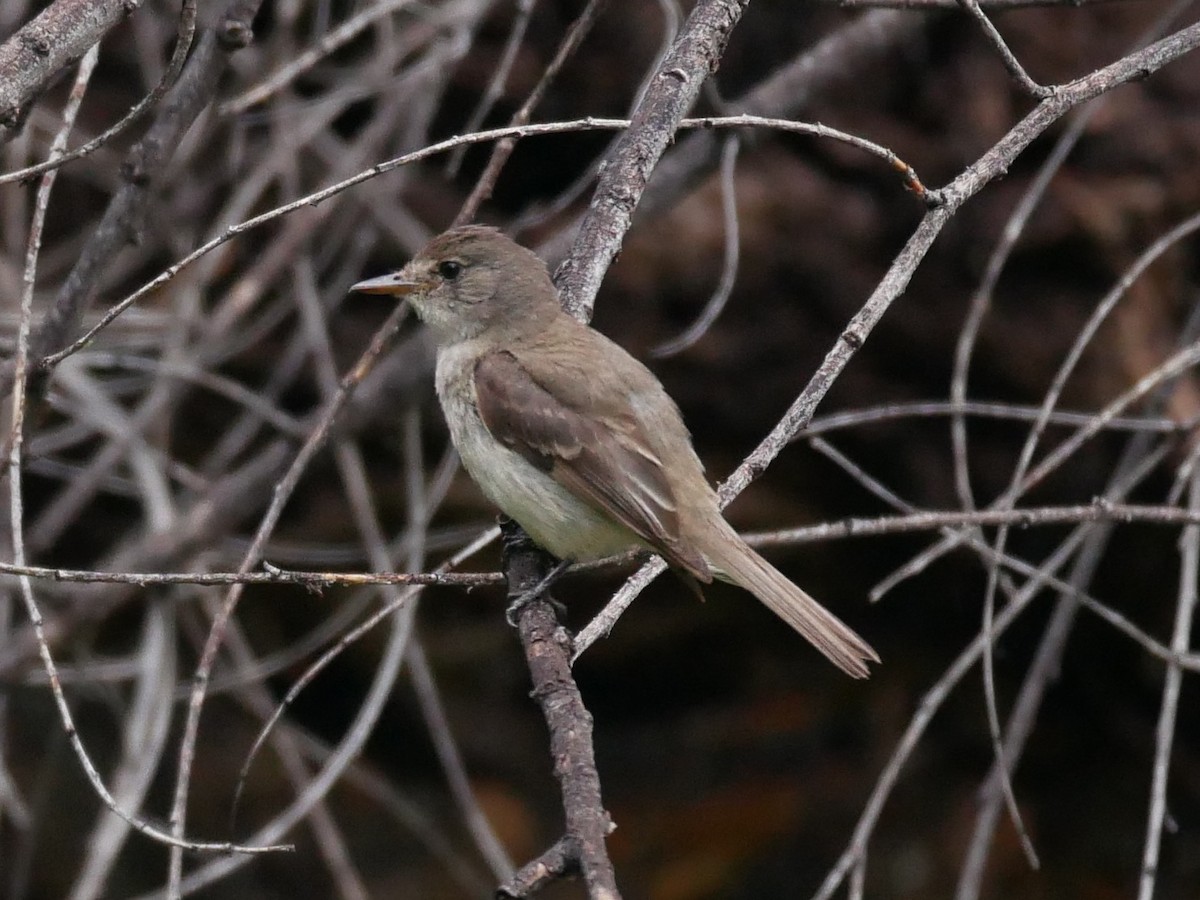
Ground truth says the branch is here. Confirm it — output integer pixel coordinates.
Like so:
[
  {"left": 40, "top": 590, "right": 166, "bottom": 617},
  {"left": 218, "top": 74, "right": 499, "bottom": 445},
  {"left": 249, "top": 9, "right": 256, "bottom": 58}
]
[
  {"left": 0, "top": 0, "right": 141, "bottom": 141},
  {"left": 556, "top": 0, "right": 750, "bottom": 320},
  {"left": 537, "top": 10, "right": 928, "bottom": 265},
  {"left": 572, "top": 19, "right": 1200, "bottom": 657},
  {"left": 500, "top": 520, "right": 621, "bottom": 900},
  {"left": 0, "top": 0, "right": 198, "bottom": 187},
  {"left": 1, "top": 0, "right": 262, "bottom": 400}
]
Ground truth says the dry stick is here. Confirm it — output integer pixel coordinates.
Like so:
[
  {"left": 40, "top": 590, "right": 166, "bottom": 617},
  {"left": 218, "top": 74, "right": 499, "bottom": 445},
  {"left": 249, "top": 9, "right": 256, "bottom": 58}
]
[
  {"left": 453, "top": 0, "right": 609, "bottom": 225},
  {"left": 811, "top": 437, "right": 1188, "bottom": 900},
  {"left": 748, "top": 499, "right": 1200, "bottom": 557},
  {"left": 444, "top": 0, "right": 536, "bottom": 178},
  {"left": 650, "top": 134, "right": 740, "bottom": 357},
  {"left": 0, "top": 0, "right": 264, "bottom": 402},
  {"left": 408, "top": 640, "right": 516, "bottom": 882},
  {"left": 1138, "top": 471, "right": 1199, "bottom": 900},
  {"left": 6, "top": 40, "right": 94, "bottom": 858},
  {"left": 0, "top": 560, "right": 499, "bottom": 588},
  {"left": 164, "top": 297, "right": 410, "bottom": 894},
  {"left": 500, "top": 521, "right": 620, "bottom": 900},
  {"left": 0, "top": 0, "right": 141, "bottom": 141},
  {"left": 849, "top": 855, "right": 867, "bottom": 900},
  {"left": 41, "top": 113, "right": 921, "bottom": 376},
  {"left": 0, "top": 0, "right": 197, "bottom": 186},
  {"left": 7, "top": 499, "right": 1200, "bottom": 590},
  {"left": 954, "top": 0, "right": 1048, "bottom": 97},
  {"left": 497, "top": 836, "right": 580, "bottom": 899},
  {"left": 954, "top": 417, "right": 1179, "bottom": 900},
  {"left": 572, "top": 21, "right": 1200, "bottom": 657},
  {"left": 219, "top": 0, "right": 423, "bottom": 116},
  {"left": 176, "top": 528, "right": 498, "bottom": 898},
  {"left": 536, "top": 9, "right": 925, "bottom": 266},
  {"left": 555, "top": 0, "right": 750, "bottom": 320},
  {"left": 6, "top": 44, "right": 279, "bottom": 859}
]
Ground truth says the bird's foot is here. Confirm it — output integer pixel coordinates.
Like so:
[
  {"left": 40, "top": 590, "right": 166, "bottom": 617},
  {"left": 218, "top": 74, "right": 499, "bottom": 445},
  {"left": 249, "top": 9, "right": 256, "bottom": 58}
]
[{"left": 505, "top": 558, "right": 572, "bottom": 626}]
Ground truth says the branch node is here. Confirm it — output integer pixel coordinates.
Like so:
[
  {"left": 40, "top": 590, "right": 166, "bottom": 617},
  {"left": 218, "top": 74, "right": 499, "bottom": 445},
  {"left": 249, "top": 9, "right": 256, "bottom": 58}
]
[
  {"left": 22, "top": 31, "right": 52, "bottom": 57},
  {"left": 220, "top": 17, "right": 255, "bottom": 49}
]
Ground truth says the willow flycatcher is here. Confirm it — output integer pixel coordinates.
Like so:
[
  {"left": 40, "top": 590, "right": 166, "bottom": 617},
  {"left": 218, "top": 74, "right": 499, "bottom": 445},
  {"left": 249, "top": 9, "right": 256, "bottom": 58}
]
[{"left": 352, "top": 226, "right": 877, "bottom": 677}]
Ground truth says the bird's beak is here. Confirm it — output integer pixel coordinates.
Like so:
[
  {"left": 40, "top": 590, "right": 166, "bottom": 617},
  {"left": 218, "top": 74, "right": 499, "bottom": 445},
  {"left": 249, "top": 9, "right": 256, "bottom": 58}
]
[{"left": 349, "top": 272, "right": 420, "bottom": 296}]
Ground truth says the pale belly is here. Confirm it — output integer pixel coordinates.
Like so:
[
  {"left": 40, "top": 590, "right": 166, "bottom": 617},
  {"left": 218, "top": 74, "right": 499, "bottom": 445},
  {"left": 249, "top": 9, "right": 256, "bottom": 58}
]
[{"left": 437, "top": 351, "right": 641, "bottom": 561}]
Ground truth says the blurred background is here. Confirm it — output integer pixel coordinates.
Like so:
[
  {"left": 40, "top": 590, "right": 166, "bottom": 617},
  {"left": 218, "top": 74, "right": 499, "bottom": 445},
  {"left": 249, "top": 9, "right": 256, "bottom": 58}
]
[{"left": 2, "top": 0, "right": 1200, "bottom": 897}]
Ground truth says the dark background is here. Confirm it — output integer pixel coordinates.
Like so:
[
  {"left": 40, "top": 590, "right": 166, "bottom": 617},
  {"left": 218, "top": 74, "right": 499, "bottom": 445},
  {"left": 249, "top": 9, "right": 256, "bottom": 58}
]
[{"left": 2, "top": 1, "right": 1200, "bottom": 897}]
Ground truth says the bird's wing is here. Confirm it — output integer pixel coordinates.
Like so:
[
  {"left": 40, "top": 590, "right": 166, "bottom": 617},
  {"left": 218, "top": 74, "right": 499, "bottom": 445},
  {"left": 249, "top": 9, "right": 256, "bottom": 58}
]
[{"left": 473, "top": 349, "right": 711, "bottom": 579}]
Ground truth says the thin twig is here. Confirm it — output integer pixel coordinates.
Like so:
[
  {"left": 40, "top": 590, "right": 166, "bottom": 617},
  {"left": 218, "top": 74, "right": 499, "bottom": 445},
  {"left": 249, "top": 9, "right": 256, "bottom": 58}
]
[
  {"left": 453, "top": 0, "right": 609, "bottom": 224},
  {"left": 1137, "top": 471, "right": 1199, "bottom": 900},
  {"left": 0, "top": 0, "right": 142, "bottom": 140},
  {"left": 556, "top": 0, "right": 753, "bottom": 320},
  {"left": 35, "top": 113, "right": 925, "bottom": 374},
  {"left": 954, "top": 0, "right": 1049, "bottom": 97},
  {"left": 0, "top": 0, "right": 198, "bottom": 186},
  {"left": 650, "top": 135, "right": 741, "bottom": 357},
  {"left": 7, "top": 41, "right": 286, "bottom": 861},
  {"left": 165, "top": 297, "right": 411, "bottom": 894}
]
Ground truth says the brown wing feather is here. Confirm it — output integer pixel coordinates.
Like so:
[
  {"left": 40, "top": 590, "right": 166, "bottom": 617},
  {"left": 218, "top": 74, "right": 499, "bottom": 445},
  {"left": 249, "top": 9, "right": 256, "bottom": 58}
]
[{"left": 473, "top": 350, "right": 710, "bottom": 579}]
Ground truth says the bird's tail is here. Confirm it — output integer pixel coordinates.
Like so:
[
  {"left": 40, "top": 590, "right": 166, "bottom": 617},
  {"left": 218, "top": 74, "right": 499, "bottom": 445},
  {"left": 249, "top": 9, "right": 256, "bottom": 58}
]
[{"left": 699, "top": 520, "right": 879, "bottom": 678}]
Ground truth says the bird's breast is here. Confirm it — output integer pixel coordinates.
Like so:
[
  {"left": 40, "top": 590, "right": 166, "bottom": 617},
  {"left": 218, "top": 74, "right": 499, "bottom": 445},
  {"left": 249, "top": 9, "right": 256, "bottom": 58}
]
[{"left": 434, "top": 345, "right": 640, "bottom": 561}]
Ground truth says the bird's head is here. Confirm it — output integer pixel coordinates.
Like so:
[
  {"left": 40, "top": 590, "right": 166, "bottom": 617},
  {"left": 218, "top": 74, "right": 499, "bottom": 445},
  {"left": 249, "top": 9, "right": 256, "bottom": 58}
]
[{"left": 350, "top": 225, "right": 559, "bottom": 345}]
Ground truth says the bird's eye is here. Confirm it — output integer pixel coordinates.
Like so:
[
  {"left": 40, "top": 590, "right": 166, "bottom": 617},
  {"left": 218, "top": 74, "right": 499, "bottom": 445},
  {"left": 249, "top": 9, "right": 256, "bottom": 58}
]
[{"left": 437, "top": 260, "right": 463, "bottom": 280}]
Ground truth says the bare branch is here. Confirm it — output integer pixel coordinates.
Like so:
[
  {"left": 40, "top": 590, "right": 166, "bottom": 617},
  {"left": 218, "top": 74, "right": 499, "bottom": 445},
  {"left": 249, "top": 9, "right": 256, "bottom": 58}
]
[
  {"left": 0, "top": 0, "right": 141, "bottom": 141},
  {"left": 556, "top": 0, "right": 751, "bottom": 320},
  {"left": 501, "top": 520, "right": 620, "bottom": 899}
]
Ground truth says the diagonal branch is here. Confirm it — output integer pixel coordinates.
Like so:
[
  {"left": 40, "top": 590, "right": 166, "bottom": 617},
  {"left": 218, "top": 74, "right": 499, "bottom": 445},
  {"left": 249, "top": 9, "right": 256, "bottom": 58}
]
[
  {"left": 0, "top": 0, "right": 263, "bottom": 402},
  {"left": 0, "top": 0, "right": 142, "bottom": 141},
  {"left": 555, "top": 0, "right": 750, "bottom": 320}
]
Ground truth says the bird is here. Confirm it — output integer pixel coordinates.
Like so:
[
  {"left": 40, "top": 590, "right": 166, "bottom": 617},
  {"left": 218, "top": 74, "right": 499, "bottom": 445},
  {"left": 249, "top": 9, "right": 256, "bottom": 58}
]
[{"left": 351, "top": 225, "right": 878, "bottom": 677}]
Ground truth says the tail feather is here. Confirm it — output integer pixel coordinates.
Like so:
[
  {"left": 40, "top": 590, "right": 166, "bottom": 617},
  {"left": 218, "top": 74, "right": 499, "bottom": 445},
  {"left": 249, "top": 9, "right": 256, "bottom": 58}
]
[{"left": 699, "top": 522, "right": 879, "bottom": 678}]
